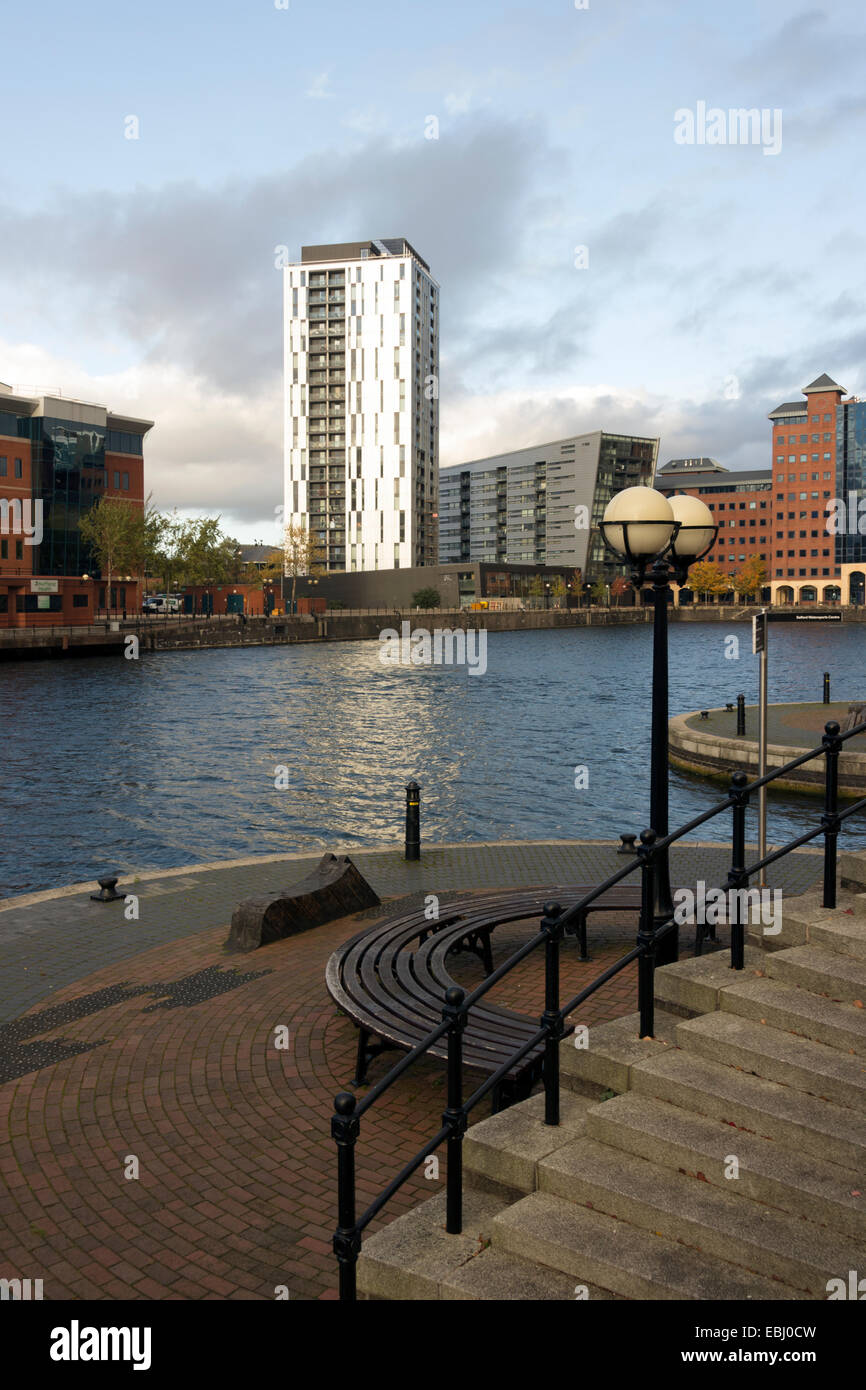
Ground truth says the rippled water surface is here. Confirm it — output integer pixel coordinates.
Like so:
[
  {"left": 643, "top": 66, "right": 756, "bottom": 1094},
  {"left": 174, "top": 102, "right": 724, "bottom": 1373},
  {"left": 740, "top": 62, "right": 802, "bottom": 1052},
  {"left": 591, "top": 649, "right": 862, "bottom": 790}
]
[{"left": 2, "top": 622, "right": 864, "bottom": 894}]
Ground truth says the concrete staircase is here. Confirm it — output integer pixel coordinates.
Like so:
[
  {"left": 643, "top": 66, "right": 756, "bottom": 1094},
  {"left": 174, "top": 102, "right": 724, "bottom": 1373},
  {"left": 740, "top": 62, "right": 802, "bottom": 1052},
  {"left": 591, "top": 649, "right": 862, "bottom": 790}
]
[{"left": 356, "top": 852, "right": 866, "bottom": 1299}]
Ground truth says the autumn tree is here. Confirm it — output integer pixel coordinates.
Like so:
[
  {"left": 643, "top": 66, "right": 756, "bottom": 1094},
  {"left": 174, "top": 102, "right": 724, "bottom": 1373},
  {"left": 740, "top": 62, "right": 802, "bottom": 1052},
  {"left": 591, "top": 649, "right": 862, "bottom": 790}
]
[
  {"left": 611, "top": 575, "right": 631, "bottom": 607},
  {"left": 732, "top": 556, "right": 768, "bottom": 601},
  {"left": 687, "top": 560, "right": 729, "bottom": 603},
  {"left": 283, "top": 523, "right": 325, "bottom": 613}
]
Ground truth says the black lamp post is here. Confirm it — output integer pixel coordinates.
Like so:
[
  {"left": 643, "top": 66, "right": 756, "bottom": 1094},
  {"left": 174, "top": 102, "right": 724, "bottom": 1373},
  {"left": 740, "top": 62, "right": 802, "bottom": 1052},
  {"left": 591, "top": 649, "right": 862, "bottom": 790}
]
[{"left": 600, "top": 488, "right": 717, "bottom": 963}]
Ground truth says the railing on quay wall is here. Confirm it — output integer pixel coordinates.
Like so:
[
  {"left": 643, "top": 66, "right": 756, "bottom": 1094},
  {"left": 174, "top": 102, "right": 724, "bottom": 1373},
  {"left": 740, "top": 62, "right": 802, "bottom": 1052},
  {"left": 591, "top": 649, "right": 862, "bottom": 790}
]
[{"left": 331, "top": 716, "right": 866, "bottom": 1301}]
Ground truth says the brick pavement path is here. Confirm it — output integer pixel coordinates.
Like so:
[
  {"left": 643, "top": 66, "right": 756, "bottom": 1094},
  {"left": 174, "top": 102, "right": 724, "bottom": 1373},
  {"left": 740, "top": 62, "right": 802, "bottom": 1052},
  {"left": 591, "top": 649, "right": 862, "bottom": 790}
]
[{"left": 0, "top": 840, "right": 821, "bottom": 1301}]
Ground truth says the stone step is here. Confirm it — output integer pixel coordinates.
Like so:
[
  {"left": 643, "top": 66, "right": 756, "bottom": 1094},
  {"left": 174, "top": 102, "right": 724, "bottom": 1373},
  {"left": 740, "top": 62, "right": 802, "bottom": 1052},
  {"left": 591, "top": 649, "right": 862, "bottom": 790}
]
[
  {"left": 764, "top": 945, "right": 866, "bottom": 1004},
  {"left": 840, "top": 850, "right": 866, "bottom": 895},
  {"left": 629, "top": 1046, "right": 866, "bottom": 1171},
  {"left": 464, "top": 1090, "right": 592, "bottom": 1199},
  {"left": 675, "top": 1011, "right": 866, "bottom": 1111},
  {"left": 587, "top": 1091, "right": 866, "bottom": 1240},
  {"left": 653, "top": 946, "right": 763, "bottom": 1018},
  {"left": 721, "top": 975, "right": 866, "bottom": 1058},
  {"left": 491, "top": 1191, "right": 798, "bottom": 1300},
  {"left": 440, "top": 1245, "right": 620, "bottom": 1301},
  {"left": 745, "top": 889, "right": 831, "bottom": 953},
  {"left": 357, "top": 1189, "right": 503, "bottom": 1300},
  {"left": 559, "top": 1010, "right": 679, "bottom": 1098},
  {"left": 811, "top": 916, "right": 866, "bottom": 962},
  {"left": 538, "top": 1134, "right": 861, "bottom": 1297}
]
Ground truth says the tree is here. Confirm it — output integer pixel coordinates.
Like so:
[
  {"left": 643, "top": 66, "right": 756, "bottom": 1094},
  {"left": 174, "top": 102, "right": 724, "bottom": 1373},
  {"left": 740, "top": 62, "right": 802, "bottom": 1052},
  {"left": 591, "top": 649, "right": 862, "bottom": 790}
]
[
  {"left": 412, "top": 587, "right": 440, "bottom": 609},
  {"left": 732, "top": 556, "right": 768, "bottom": 601},
  {"left": 528, "top": 574, "right": 545, "bottom": 598},
  {"left": 176, "top": 518, "right": 240, "bottom": 587},
  {"left": 687, "top": 560, "right": 729, "bottom": 602},
  {"left": 282, "top": 522, "right": 325, "bottom": 614},
  {"left": 611, "top": 576, "right": 630, "bottom": 607},
  {"left": 591, "top": 578, "right": 607, "bottom": 605},
  {"left": 78, "top": 497, "right": 142, "bottom": 612},
  {"left": 550, "top": 575, "right": 566, "bottom": 602}
]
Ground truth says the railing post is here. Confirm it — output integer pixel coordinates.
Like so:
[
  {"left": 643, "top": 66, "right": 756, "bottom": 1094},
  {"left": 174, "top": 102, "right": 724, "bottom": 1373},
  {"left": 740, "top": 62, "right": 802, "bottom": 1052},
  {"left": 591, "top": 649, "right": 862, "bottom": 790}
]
[
  {"left": 637, "top": 829, "right": 657, "bottom": 1038},
  {"left": 822, "top": 720, "right": 841, "bottom": 910},
  {"left": 442, "top": 985, "right": 467, "bottom": 1235},
  {"left": 405, "top": 780, "right": 420, "bottom": 861},
  {"left": 736, "top": 693, "right": 746, "bottom": 737},
  {"left": 823, "top": 671, "right": 831, "bottom": 705},
  {"left": 726, "top": 771, "right": 750, "bottom": 970},
  {"left": 540, "top": 902, "right": 564, "bottom": 1126},
  {"left": 331, "top": 1092, "right": 361, "bottom": 1302}
]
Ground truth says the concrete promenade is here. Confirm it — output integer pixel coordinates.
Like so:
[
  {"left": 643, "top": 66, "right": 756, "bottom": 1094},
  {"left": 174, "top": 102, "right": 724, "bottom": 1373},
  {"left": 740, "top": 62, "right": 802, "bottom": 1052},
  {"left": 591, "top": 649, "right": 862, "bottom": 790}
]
[{"left": 0, "top": 839, "right": 822, "bottom": 1301}]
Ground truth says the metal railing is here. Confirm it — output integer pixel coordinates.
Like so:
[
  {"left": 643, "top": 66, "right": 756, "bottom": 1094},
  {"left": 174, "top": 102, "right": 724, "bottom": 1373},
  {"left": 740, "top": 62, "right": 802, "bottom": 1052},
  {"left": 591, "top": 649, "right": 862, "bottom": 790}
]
[{"left": 331, "top": 715, "right": 866, "bottom": 1300}]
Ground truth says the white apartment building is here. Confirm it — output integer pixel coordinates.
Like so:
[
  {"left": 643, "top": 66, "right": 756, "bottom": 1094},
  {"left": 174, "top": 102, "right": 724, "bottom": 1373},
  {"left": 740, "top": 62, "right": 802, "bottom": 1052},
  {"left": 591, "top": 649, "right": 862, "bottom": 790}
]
[{"left": 283, "top": 238, "right": 439, "bottom": 572}]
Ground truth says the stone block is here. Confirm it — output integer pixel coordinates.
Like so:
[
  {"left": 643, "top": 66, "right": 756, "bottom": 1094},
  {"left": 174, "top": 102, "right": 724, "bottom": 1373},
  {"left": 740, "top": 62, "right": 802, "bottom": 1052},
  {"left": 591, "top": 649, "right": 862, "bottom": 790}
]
[{"left": 226, "top": 852, "right": 380, "bottom": 952}]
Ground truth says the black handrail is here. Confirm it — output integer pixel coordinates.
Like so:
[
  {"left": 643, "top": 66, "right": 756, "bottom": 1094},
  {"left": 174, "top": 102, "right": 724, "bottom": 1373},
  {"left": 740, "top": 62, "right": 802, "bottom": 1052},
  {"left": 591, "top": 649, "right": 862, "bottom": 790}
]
[{"left": 331, "top": 716, "right": 866, "bottom": 1300}]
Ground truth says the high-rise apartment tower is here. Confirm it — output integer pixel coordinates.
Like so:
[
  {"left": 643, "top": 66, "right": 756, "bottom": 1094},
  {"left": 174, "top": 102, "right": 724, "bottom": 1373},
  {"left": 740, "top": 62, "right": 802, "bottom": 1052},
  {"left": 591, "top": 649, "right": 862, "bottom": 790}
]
[{"left": 283, "top": 239, "right": 439, "bottom": 572}]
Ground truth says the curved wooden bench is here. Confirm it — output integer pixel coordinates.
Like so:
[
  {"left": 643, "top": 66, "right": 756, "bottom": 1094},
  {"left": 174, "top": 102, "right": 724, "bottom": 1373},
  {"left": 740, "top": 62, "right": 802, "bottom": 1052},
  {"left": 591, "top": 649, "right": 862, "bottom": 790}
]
[{"left": 325, "top": 884, "right": 642, "bottom": 1110}]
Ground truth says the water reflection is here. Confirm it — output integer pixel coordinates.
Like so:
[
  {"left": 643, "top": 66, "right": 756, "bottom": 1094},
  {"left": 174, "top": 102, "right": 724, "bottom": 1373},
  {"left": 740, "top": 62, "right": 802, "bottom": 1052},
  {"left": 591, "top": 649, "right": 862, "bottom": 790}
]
[{"left": 0, "top": 621, "right": 863, "bottom": 894}]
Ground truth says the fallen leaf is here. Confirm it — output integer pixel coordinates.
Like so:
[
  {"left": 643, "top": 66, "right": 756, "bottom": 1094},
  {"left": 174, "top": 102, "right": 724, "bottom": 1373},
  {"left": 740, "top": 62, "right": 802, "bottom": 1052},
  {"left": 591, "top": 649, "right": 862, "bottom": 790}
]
[
  {"left": 852, "top": 1190, "right": 861, "bottom": 1198},
  {"left": 854, "top": 1000, "right": 864, "bottom": 1009}
]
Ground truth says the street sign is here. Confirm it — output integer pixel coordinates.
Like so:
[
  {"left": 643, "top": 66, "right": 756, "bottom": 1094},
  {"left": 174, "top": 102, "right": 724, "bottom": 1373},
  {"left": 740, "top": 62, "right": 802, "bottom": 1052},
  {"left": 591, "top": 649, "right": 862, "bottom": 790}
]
[
  {"left": 752, "top": 612, "right": 767, "bottom": 654},
  {"left": 766, "top": 611, "right": 842, "bottom": 622}
]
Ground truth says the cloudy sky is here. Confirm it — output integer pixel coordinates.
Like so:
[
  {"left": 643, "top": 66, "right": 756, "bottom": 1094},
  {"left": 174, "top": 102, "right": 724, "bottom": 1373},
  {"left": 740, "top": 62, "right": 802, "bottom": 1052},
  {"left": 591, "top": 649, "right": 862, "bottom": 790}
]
[{"left": 2, "top": 0, "right": 865, "bottom": 543}]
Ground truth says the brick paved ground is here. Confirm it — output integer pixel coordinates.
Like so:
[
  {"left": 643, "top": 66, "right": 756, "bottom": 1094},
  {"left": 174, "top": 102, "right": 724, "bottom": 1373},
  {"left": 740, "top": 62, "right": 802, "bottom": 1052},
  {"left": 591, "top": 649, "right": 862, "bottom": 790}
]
[{"left": 0, "top": 840, "right": 821, "bottom": 1301}]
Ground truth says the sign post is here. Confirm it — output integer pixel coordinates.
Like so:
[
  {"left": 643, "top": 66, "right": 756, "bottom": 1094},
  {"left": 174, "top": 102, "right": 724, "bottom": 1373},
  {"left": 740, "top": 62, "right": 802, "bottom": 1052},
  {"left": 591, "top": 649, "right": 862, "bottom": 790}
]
[{"left": 752, "top": 610, "right": 768, "bottom": 884}]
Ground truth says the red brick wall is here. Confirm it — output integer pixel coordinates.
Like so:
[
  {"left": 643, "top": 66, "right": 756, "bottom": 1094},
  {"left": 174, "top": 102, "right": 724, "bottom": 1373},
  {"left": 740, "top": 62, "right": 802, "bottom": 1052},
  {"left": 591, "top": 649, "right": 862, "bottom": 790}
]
[
  {"left": 0, "top": 433, "right": 34, "bottom": 583},
  {"left": 770, "top": 389, "right": 841, "bottom": 584}
]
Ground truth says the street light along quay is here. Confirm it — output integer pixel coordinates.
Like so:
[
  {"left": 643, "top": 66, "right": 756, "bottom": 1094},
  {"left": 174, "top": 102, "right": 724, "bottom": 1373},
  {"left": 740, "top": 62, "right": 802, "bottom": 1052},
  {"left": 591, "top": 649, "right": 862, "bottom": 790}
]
[{"left": 600, "top": 486, "right": 717, "bottom": 963}]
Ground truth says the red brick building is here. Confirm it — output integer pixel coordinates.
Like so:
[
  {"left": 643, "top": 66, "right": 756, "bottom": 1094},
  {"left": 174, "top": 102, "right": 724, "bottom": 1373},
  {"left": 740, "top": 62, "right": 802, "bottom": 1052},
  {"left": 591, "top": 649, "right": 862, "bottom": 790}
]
[
  {"left": 0, "top": 383, "right": 152, "bottom": 626},
  {"left": 655, "top": 456, "right": 772, "bottom": 596},
  {"left": 767, "top": 374, "right": 843, "bottom": 604}
]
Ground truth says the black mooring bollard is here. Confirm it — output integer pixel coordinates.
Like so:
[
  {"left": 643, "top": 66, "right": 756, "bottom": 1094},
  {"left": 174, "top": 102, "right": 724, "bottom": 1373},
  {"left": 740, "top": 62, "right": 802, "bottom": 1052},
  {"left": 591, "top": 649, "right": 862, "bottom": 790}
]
[
  {"left": 823, "top": 672, "right": 830, "bottom": 705},
  {"left": 91, "top": 874, "right": 124, "bottom": 902},
  {"left": 736, "top": 693, "right": 746, "bottom": 737},
  {"left": 405, "top": 781, "right": 420, "bottom": 860}
]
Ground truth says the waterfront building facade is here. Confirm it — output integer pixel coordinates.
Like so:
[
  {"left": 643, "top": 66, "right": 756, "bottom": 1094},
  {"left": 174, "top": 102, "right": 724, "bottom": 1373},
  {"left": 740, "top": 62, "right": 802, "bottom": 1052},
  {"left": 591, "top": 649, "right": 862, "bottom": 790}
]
[
  {"left": 283, "top": 239, "right": 439, "bottom": 574},
  {"left": 767, "top": 374, "right": 844, "bottom": 605},
  {"left": 0, "top": 383, "right": 152, "bottom": 626},
  {"left": 291, "top": 560, "right": 577, "bottom": 611},
  {"left": 438, "top": 431, "right": 658, "bottom": 584}
]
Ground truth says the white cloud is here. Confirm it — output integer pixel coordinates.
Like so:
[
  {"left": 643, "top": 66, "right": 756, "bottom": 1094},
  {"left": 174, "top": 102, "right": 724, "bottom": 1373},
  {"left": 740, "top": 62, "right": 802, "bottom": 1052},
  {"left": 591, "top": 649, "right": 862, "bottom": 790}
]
[
  {"left": 306, "top": 71, "right": 334, "bottom": 100},
  {"left": 0, "top": 337, "right": 282, "bottom": 537}
]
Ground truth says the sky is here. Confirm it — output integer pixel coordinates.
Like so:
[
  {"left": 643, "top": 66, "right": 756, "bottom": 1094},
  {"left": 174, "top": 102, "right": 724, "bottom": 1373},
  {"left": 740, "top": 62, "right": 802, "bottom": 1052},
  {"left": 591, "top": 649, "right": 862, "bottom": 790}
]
[{"left": 2, "top": 0, "right": 865, "bottom": 545}]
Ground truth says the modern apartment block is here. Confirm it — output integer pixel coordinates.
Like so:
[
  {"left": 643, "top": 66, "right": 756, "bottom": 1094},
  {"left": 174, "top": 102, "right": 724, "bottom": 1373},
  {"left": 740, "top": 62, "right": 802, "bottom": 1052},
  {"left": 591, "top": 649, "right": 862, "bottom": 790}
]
[
  {"left": 438, "top": 431, "right": 658, "bottom": 581},
  {"left": 283, "top": 238, "right": 439, "bottom": 573},
  {"left": 767, "top": 374, "right": 844, "bottom": 605},
  {"left": 655, "top": 456, "right": 773, "bottom": 578},
  {"left": 0, "top": 382, "right": 152, "bottom": 626}
]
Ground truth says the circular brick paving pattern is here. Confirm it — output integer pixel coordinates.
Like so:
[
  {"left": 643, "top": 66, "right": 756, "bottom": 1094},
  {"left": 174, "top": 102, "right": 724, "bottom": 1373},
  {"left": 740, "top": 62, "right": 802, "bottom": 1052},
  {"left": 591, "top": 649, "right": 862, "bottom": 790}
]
[{"left": 0, "top": 898, "right": 664, "bottom": 1301}]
